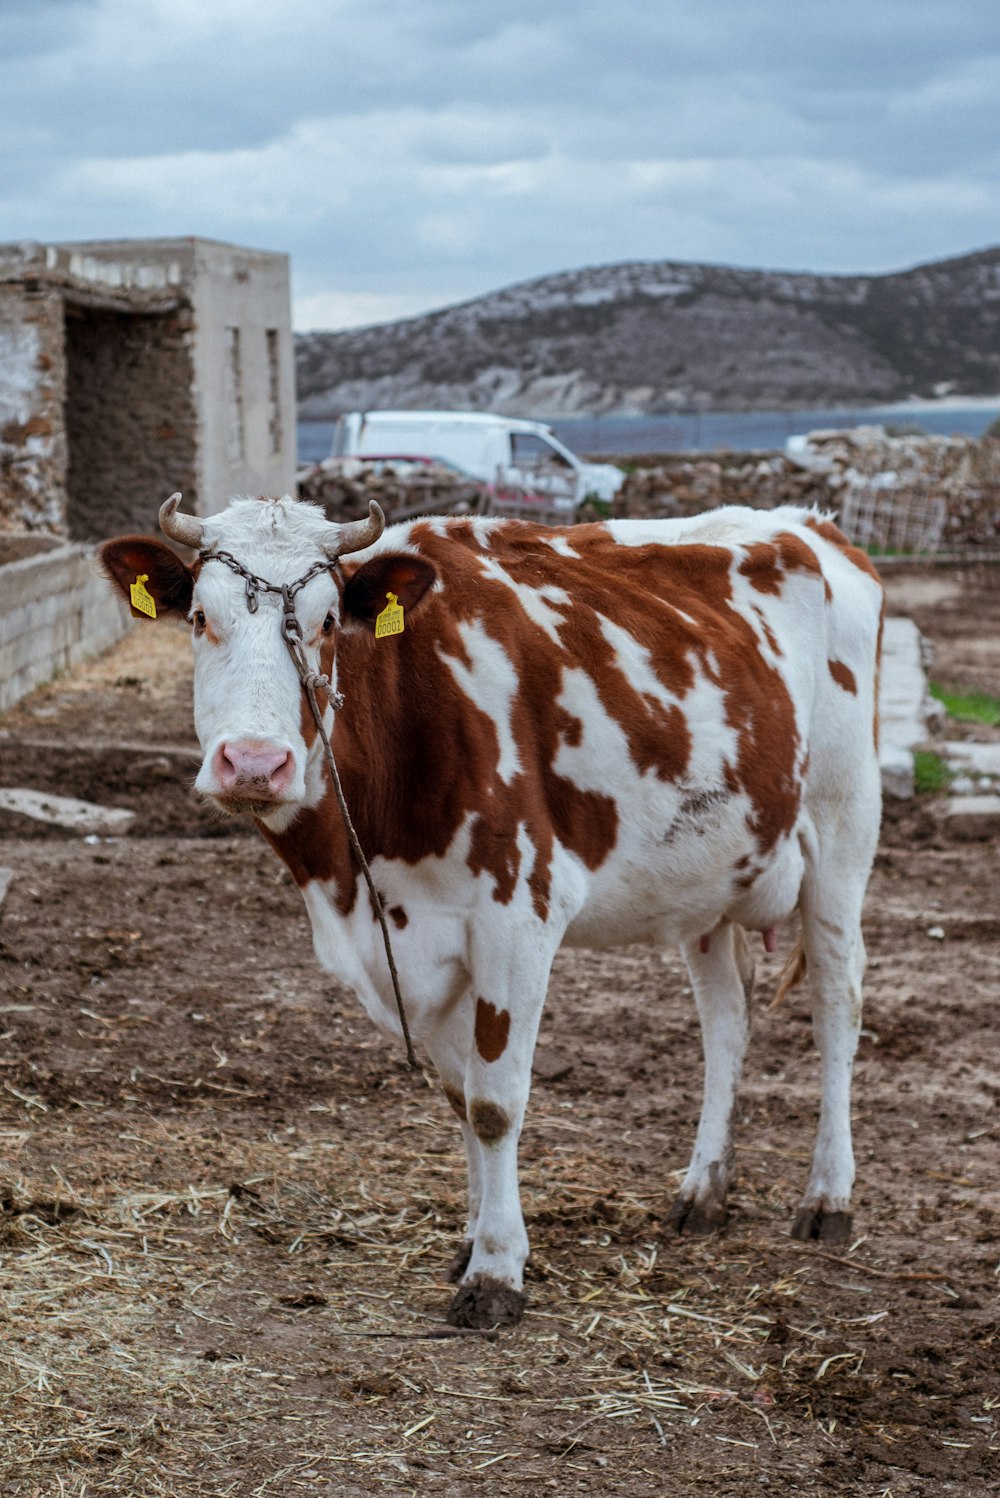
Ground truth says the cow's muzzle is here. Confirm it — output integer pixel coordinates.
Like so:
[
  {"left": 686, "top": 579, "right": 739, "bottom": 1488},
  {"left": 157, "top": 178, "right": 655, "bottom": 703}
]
[{"left": 205, "top": 739, "right": 297, "bottom": 807}]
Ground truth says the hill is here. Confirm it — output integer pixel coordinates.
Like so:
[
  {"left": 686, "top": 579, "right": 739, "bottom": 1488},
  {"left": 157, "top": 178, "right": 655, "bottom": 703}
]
[{"left": 295, "top": 247, "right": 1000, "bottom": 418}]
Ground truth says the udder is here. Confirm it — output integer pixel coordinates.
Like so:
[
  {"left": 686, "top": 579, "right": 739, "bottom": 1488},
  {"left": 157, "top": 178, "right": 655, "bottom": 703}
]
[{"left": 727, "top": 835, "right": 804, "bottom": 935}]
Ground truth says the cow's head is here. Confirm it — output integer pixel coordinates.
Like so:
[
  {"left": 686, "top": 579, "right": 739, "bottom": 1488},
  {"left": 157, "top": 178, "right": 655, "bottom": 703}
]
[{"left": 100, "top": 494, "right": 435, "bottom": 829}]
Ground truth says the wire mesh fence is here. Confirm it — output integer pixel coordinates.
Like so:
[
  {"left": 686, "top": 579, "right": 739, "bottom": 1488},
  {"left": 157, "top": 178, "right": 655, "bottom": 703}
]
[{"left": 837, "top": 480, "right": 948, "bottom": 556}]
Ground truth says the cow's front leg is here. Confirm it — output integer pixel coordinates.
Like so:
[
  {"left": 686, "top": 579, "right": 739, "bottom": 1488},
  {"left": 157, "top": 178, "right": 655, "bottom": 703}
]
[
  {"left": 668, "top": 924, "right": 753, "bottom": 1234},
  {"left": 445, "top": 941, "right": 553, "bottom": 1329},
  {"left": 445, "top": 1101, "right": 529, "bottom": 1330},
  {"left": 420, "top": 1019, "right": 483, "bottom": 1283}
]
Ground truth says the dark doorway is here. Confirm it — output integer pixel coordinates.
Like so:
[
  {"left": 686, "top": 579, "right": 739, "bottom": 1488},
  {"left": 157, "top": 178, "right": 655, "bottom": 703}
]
[{"left": 64, "top": 302, "right": 198, "bottom": 539}]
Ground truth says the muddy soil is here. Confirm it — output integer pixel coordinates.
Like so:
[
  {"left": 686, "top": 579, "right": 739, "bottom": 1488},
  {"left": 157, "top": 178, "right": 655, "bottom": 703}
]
[{"left": 0, "top": 566, "right": 998, "bottom": 1496}]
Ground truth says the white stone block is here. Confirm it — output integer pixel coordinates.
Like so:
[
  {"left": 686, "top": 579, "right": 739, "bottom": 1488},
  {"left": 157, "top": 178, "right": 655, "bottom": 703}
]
[
  {"left": 880, "top": 742, "right": 914, "bottom": 800},
  {"left": 0, "top": 787, "right": 135, "bottom": 836}
]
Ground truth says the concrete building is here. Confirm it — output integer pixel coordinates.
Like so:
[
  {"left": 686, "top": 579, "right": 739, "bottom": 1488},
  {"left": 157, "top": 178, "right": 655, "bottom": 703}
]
[{"left": 0, "top": 237, "right": 296, "bottom": 539}]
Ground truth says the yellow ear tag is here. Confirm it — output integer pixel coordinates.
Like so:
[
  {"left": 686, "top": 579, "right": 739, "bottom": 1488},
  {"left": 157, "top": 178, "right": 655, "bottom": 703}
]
[
  {"left": 129, "top": 573, "right": 157, "bottom": 618},
  {"left": 375, "top": 591, "right": 404, "bottom": 639}
]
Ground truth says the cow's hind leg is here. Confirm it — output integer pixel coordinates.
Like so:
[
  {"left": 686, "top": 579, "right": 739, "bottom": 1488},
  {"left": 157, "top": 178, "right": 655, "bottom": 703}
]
[
  {"left": 668, "top": 924, "right": 753, "bottom": 1235},
  {"left": 791, "top": 818, "right": 874, "bottom": 1245}
]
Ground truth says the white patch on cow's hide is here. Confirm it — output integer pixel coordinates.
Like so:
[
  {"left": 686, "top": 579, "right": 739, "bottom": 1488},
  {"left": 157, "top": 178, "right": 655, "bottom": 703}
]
[
  {"left": 541, "top": 533, "right": 578, "bottom": 558},
  {"left": 467, "top": 517, "right": 500, "bottom": 550},
  {"left": 550, "top": 665, "right": 632, "bottom": 790},
  {"left": 441, "top": 620, "right": 521, "bottom": 783},
  {"left": 596, "top": 613, "right": 684, "bottom": 714},
  {"left": 477, "top": 560, "right": 571, "bottom": 647}
]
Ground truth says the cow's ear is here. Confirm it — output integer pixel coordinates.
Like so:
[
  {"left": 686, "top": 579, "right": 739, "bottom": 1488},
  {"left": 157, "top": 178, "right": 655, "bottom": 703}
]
[
  {"left": 99, "top": 537, "right": 194, "bottom": 619},
  {"left": 341, "top": 554, "right": 437, "bottom": 630}
]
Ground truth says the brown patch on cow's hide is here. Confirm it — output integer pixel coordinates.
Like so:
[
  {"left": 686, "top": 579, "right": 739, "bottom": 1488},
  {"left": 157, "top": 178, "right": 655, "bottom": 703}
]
[
  {"left": 739, "top": 533, "right": 824, "bottom": 598},
  {"left": 828, "top": 659, "right": 858, "bottom": 694},
  {"left": 298, "top": 684, "right": 319, "bottom": 750},
  {"left": 751, "top": 605, "right": 782, "bottom": 656},
  {"left": 804, "top": 515, "right": 881, "bottom": 581},
  {"left": 774, "top": 531, "right": 824, "bottom": 580},
  {"left": 365, "top": 889, "right": 407, "bottom": 928},
  {"left": 259, "top": 818, "right": 356, "bottom": 914},
  {"left": 297, "top": 630, "right": 339, "bottom": 752},
  {"left": 469, "top": 1099, "right": 510, "bottom": 1145},
  {"left": 475, "top": 998, "right": 511, "bottom": 1063},
  {"left": 555, "top": 706, "right": 583, "bottom": 747},
  {"left": 333, "top": 521, "right": 625, "bottom": 922},
  {"left": 874, "top": 596, "right": 886, "bottom": 750},
  {"left": 444, "top": 1088, "right": 467, "bottom": 1121},
  {"left": 739, "top": 542, "right": 785, "bottom": 596}
]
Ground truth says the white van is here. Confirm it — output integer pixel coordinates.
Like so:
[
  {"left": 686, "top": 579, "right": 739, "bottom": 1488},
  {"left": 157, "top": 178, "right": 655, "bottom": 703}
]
[{"left": 331, "top": 410, "right": 623, "bottom": 511}]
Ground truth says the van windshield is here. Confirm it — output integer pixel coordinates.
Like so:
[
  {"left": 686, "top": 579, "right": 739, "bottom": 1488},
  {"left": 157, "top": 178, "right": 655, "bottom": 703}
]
[{"left": 510, "top": 433, "right": 572, "bottom": 469}]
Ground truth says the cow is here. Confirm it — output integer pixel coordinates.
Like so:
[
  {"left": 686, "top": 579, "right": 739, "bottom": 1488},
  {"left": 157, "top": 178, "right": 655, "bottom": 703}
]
[{"left": 100, "top": 494, "right": 884, "bottom": 1328}]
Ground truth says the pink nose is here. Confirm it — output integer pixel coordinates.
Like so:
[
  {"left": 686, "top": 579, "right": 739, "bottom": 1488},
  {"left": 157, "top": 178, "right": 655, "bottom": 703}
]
[{"left": 214, "top": 740, "right": 294, "bottom": 800}]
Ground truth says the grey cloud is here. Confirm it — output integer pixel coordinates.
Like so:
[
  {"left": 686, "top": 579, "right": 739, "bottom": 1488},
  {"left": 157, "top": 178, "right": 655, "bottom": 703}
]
[{"left": 1, "top": 0, "right": 997, "bottom": 329}]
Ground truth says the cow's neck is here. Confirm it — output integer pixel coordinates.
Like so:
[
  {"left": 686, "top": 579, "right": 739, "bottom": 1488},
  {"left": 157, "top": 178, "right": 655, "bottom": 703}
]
[{"left": 257, "top": 621, "right": 459, "bottom": 912}]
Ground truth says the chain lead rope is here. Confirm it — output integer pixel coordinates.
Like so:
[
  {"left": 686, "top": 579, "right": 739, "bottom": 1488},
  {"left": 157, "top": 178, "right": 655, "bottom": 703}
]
[{"left": 201, "top": 550, "right": 419, "bottom": 1071}]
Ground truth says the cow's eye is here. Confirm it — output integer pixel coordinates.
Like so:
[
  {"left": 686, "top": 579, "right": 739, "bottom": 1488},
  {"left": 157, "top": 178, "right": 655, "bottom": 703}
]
[
  {"left": 322, "top": 613, "right": 335, "bottom": 634},
  {"left": 192, "top": 609, "right": 207, "bottom": 633}
]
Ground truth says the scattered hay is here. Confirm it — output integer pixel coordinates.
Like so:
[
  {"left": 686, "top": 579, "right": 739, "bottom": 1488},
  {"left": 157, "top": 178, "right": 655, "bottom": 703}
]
[{"left": 3, "top": 1074, "right": 993, "bottom": 1495}]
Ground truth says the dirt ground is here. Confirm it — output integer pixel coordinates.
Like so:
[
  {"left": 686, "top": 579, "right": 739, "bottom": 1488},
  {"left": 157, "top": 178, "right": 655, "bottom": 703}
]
[{"left": 1, "top": 563, "right": 998, "bottom": 1497}]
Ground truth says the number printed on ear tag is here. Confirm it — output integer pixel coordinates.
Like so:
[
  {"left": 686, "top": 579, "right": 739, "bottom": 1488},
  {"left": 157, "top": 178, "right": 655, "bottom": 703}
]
[
  {"left": 375, "top": 591, "right": 404, "bottom": 639},
  {"left": 130, "top": 574, "right": 157, "bottom": 618}
]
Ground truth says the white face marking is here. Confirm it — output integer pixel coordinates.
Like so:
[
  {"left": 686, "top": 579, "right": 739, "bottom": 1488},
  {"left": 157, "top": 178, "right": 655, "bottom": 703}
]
[{"left": 187, "top": 499, "right": 343, "bottom": 816}]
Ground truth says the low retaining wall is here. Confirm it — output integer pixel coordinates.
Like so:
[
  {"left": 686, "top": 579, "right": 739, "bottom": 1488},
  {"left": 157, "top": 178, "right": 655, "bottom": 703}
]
[{"left": 0, "top": 540, "right": 132, "bottom": 712}]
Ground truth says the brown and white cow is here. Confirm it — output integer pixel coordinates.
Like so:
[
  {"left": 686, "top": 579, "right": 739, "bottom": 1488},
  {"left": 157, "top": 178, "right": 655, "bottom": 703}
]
[{"left": 101, "top": 496, "right": 883, "bottom": 1327}]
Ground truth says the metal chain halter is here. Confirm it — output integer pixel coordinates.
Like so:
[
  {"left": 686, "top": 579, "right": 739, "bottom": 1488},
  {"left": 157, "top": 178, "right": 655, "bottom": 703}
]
[{"left": 199, "top": 548, "right": 417, "bottom": 1069}]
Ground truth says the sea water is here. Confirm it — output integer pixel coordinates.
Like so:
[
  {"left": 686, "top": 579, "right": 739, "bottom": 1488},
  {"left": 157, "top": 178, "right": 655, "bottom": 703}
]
[{"left": 298, "top": 400, "right": 1000, "bottom": 466}]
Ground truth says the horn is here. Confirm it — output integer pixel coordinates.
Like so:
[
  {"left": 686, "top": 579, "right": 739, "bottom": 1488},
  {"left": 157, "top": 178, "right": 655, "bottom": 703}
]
[
  {"left": 159, "top": 492, "right": 205, "bottom": 550},
  {"left": 325, "top": 499, "right": 385, "bottom": 559}
]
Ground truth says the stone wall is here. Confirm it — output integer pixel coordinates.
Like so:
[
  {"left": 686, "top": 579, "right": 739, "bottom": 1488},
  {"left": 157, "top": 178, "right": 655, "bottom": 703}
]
[
  {"left": 608, "top": 430, "right": 1000, "bottom": 552},
  {"left": 0, "top": 543, "right": 131, "bottom": 712},
  {"left": 64, "top": 305, "right": 198, "bottom": 539},
  {"left": 0, "top": 286, "right": 67, "bottom": 532}
]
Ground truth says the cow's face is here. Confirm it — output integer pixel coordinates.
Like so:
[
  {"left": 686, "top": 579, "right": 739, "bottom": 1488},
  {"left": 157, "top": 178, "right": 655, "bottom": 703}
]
[{"left": 101, "top": 496, "right": 434, "bottom": 830}]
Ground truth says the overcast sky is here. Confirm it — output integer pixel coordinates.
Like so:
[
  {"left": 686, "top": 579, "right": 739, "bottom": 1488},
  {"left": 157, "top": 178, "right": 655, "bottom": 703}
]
[{"left": 3, "top": 0, "right": 999, "bottom": 331}]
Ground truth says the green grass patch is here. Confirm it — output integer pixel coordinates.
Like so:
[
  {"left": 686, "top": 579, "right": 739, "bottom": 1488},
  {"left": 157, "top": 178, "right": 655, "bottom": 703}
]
[
  {"left": 913, "top": 749, "right": 956, "bottom": 796},
  {"left": 930, "top": 683, "right": 1000, "bottom": 727}
]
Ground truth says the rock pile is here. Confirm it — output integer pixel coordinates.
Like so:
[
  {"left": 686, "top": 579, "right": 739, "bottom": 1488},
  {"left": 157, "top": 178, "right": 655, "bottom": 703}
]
[
  {"left": 609, "top": 452, "right": 829, "bottom": 520},
  {"left": 297, "top": 457, "right": 485, "bottom": 524},
  {"left": 611, "top": 430, "right": 1000, "bottom": 552}
]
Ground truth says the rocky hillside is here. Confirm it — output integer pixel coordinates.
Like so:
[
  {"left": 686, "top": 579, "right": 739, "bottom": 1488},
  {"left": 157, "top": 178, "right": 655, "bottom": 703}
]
[{"left": 296, "top": 247, "right": 1000, "bottom": 418}]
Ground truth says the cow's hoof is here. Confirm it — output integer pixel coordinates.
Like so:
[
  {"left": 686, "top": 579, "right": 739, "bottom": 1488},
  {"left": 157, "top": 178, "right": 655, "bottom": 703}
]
[
  {"left": 445, "top": 1240, "right": 473, "bottom": 1284},
  {"left": 791, "top": 1206, "right": 853, "bottom": 1244},
  {"left": 666, "top": 1193, "right": 727, "bottom": 1236},
  {"left": 446, "top": 1275, "right": 527, "bottom": 1330}
]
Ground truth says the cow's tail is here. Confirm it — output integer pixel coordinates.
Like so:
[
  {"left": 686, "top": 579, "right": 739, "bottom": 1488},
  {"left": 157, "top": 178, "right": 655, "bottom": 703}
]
[{"left": 770, "top": 938, "right": 808, "bottom": 1009}]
